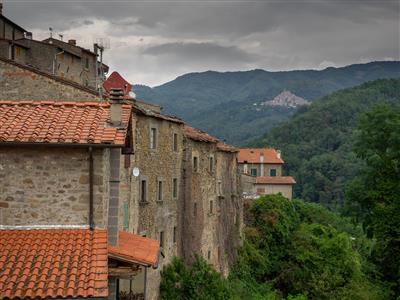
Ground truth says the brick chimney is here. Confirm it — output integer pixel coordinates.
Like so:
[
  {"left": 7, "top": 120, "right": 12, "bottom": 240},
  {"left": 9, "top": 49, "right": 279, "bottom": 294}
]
[
  {"left": 68, "top": 39, "right": 76, "bottom": 46},
  {"left": 109, "top": 88, "right": 124, "bottom": 126}
]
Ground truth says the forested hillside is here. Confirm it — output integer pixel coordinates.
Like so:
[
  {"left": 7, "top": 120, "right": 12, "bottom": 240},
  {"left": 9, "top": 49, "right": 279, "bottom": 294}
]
[
  {"left": 135, "top": 61, "right": 400, "bottom": 145},
  {"left": 251, "top": 79, "right": 400, "bottom": 209}
]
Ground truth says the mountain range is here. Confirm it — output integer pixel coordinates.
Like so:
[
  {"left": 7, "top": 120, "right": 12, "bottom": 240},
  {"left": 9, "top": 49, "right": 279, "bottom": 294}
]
[{"left": 134, "top": 61, "right": 400, "bottom": 145}]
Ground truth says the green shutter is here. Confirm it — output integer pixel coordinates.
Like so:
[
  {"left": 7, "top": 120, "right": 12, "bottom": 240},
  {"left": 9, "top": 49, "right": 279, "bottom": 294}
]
[{"left": 123, "top": 202, "right": 129, "bottom": 230}]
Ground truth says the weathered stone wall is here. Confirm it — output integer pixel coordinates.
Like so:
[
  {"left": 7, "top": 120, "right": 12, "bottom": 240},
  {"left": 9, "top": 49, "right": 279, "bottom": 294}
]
[
  {"left": 254, "top": 183, "right": 293, "bottom": 200},
  {"left": 215, "top": 150, "right": 243, "bottom": 276},
  {"left": 241, "top": 173, "right": 256, "bottom": 195},
  {"left": 179, "top": 139, "right": 243, "bottom": 276},
  {"left": 131, "top": 113, "right": 183, "bottom": 300},
  {"left": 0, "top": 58, "right": 100, "bottom": 101},
  {"left": 0, "top": 146, "right": 109, "bottom": 228}
]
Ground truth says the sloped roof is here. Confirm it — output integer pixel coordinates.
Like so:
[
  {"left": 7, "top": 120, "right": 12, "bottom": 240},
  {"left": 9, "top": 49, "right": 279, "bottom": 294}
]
[
  {"left": 0, "top": 14, "right": 27, "bottom": 33},
  {"left": 216, "top": 141, "right": 238, "bottom": 153},
  {"left": 183, "top": 125, "right": 219, "bottom": 143},
  {"left": 0, "top": 101, "right": 131, "bottom": 146},
  {"left": 238, "top": 148, "right": 284, "bottom": 164},
  {"left": 108, "top": 231, "right": 160, "bottom": 267},
  {"left": 255, "top": 176, "right": 296, "bottom": 185},
  {"left": 133, "top": 104, "right": 184, "bottom": 124},
  {"left": 103, "top": 71, "right": 133, "bottom": 96},
  {"left": 0, "top": 229, "right": 108, "bottom": 299}
]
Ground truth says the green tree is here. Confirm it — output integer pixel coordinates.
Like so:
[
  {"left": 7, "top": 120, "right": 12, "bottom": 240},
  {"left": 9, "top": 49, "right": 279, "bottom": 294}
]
[{"left": 346, "top": 105, "right": 400, "bottom": 297}]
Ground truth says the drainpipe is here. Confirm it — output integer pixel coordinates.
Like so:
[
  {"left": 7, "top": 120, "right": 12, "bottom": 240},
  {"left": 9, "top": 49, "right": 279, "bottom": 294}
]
[
  {"left": 89, "top": 147, "right": 94, "bottom": 230},
  {"left": 52, "top": 50, "right": 64, "bottom": 75}
]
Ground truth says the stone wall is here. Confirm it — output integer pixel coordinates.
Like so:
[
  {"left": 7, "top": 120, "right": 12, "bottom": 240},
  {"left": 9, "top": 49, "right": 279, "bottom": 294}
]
[
  {"left": 0, "top": 146, "right": 109, "bottom": 228},
  {"left": 0, "top": 58, "right": 100, "bottom": 101},
  {"left": 179, "top": 139, "right": 243, "bottom": 276},
  {"left": 131, "top": 112, "right": 183, "bottom": 300},
  {"left": 254, "top": 183, "right": 293, "bottom": 200}
]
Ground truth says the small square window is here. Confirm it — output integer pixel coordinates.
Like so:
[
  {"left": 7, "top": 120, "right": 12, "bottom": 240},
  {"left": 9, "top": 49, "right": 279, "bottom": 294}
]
[
  {"left": 251, "top": 168, "right": 257, "bottom": 177},
  {"left": 193, "top": 156, "right": 198, "bottom": 172},
  {"left": 270, "top": 169, "right": 277, "bottom": 177},
  {"left": 150, "top": 128, "right": 157, "bottom": 149},
  {"left": 173, "top": 133, "right": 178, "bottom": 152},
  {"left": 172, "top": 178, "right": 178, "bottom": 198}
]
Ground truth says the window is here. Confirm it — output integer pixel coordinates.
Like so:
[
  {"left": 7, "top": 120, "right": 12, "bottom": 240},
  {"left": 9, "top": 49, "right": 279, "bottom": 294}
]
[
  {"left": 209, "top": 156, "right": 214, "bottom": 172},
  {"left": 15, "top": 47, "right": 21, "bottom": 57},
  {"left": 194, "top": 202, "right": 197, "bottom": 216},
  {"left": 150, "top": 127, "right": 157, "bottom": 149},
  {"left": 173, "top": 226, "right": 177, "bottom": 243},
  {"left": 193, "top": 156, "right": 198, "bottom": 172},
  {"left": 85, "top": 57, "right": 89, "bottom": 69},
  {"left": 207, "top": 250, "right": 211, "bottom": 260},
  {"left": 140, "top": 179, "right": 147, "bottom": 202},
  {"left": 209, "top": 200, "right": 213, "bottom": 214},
  {"left": 157, "top": 179, "right": 163, "bottom": 201},
  {"left": 172, "top": 178, "right": 178, "bottom": 198},
  {"left": 217, "top": 181, "right": 222, "bottom": 196},
  {"left": 159, "top": 231, "right": 164, "bottom": 248},
  {"left": 270, "top": 169, "right": 277, "bottom": 177},
  {"left": 251, "top": 168, "right": 257, "bottom": 177},
  {"left": 173, "top": 133, "right": 178, "bottom": 152}
]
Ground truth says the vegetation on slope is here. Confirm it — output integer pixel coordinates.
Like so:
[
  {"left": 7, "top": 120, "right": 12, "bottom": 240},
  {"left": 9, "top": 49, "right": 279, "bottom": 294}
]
[
  {"left": 251, "top": 79, "right": 400, "bottom": 209},
  {"left": 135, "top": 61, "right": 400, "bottom": 145}
]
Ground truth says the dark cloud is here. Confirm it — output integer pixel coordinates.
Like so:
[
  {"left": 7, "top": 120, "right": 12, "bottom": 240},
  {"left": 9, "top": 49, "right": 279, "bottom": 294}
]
[{"left": 1, "top": 0, "right": 398, "bottom": 85}]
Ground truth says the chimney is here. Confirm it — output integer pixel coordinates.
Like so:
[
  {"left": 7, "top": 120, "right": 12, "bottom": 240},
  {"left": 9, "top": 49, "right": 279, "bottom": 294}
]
[
  {"left": 109, "top": 88, "right": 124, "bottom": 125},
  {"left": 68, "top": 39, "right": 76, "bottom": 46},
  {"left": 25, "top": 32, "right": 33, "bottom": 40},
  {"left": 277, "top": 150, "right": 281, "bottom": 160}
]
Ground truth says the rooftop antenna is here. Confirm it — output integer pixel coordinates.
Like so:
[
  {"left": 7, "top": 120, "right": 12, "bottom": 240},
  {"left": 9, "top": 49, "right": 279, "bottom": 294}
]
[
  {"left": 94, "top": 37, "right": 110, "bottom": 100},
  {"left": 49, "top": 27, "right": 53, "bottom": 38},
  {"left": 59, "top": 34, "right": 63, "bottom": 41}
]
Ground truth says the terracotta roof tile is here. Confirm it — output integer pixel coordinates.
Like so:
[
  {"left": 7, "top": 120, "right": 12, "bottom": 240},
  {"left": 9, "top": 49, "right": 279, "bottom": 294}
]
[
  {"left": 256, "top": 176, "right": 296, "bottom": 185},
  {"left": 108, "top": 231, "right": 160, "bottom": 267},
  {"left": 0, "top": 101, "right": 132, "bottom": 146},
  {"left": 238, "top": 148, "right": 284, "bottom": 164},
  {"left": 0, "top": 229, "right": 108, "bottom": 299}
]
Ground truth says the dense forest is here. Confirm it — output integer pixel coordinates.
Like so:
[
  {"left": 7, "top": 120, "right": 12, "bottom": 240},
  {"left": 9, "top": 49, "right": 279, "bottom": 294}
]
[
  {"left": 135, "top": 61, "right": 400, "bottom": 145},
  {"left": 159, "top": 102, "right": 400, "bottom": 299},
  {"left": 251, "top": 79, "right": 400, "bottom": 209}
]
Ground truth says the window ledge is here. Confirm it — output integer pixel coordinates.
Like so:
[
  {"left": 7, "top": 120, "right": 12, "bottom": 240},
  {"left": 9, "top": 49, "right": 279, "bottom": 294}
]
[
  {"left": 156, "top": 200, "right": 164, "bottom": 204},
  {"left": 139, "top": 201, "right": 149, "bottom": 206}
]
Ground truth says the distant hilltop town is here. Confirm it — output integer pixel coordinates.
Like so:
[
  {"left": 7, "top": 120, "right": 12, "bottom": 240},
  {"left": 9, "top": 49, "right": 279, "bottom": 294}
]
[{"left": 0, "top": 4, "right": 294, "bottom": 300}]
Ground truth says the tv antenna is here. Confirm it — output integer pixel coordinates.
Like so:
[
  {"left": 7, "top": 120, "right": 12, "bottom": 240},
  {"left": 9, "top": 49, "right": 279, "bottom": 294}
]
[
  {"left": 59, "top": 34, "right": 63, "bottom": 41},
  {"left": 94, "top": 37, "right": 110, "bottom": 99},
  {"left": 49, "top": 27, "right": 53, "bottom": 38}
]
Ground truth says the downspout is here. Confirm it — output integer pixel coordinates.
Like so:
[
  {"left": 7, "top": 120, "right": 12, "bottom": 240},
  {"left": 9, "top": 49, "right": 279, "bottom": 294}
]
[{"left": 89, "top": 146, "right": 94, "bottom": 230}]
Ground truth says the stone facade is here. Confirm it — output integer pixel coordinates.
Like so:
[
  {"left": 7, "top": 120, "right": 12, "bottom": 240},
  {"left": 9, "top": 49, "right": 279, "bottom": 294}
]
[
  {"left": 0, "top": 57, "right": 100, "bottom": 101},
  {"left": 0, "top": 146, "right": 109, "bottom": 228},
  {"left": 0, "top": 11, "right": 26, "bottom": 40},
  {"left": 239, "top": 162, "right": 283, "bottom": 177},
  {"left": 253, "top": 183, "right": 293, "bottom": 200},
  {"left": 129, "top": 110, "right": 183, "bottom": 300},
  {"left": 179, "top": 137, "right": 243, "bottom": 276}
]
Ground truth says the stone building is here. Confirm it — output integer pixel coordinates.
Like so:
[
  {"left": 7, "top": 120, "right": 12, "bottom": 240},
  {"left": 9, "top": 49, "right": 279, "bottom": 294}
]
[
  {"left": 0, "top": 5, "right": 107, "bottom": 89},
  {"left": 0, "top": 56, "right": 101, "bottom": 101},
  {"left": 0, "top": 3, "right": 27, "bottom": 41},
  {"left": 238, "top": 148, "right": 296, "bottom": 199},
  {"left": 180, "top": 125, "right": 243, "bottom": 275},
  {"left": 0, "top": 98, "right": 160, "bottom": 300}
]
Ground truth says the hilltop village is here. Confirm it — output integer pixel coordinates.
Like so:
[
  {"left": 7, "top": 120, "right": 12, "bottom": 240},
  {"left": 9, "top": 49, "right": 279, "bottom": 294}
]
[{"left": 0, "top": 5, "right": 294, "bottom": 300}]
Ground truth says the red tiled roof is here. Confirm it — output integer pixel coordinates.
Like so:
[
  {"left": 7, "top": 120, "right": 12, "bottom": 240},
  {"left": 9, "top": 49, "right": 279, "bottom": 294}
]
[
  {"left": 0, "top": 101, "right": 132, "bottom": 146},
  {"left": 103, "top": 72, "right": 133, "bottom": 97},
  {"left": 238, "top": 148, "right": 284, "bottom": 164},
  {"left": 183, "top": 125, "right": 219, "bottom": 143},
  {"left": 0, "top": 229, "right": 108, "bottom": 299},
  {"left": 108, "top": 231, "right": 160, "bottom": 267},
  {"left": 256, "top": 176, "right": 296, "bottom": 185}
]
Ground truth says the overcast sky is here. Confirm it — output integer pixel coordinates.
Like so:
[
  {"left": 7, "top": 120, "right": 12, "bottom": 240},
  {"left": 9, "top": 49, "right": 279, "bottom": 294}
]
[{"left": 3, "top": 0, "right": 399, "bottom": 86}]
